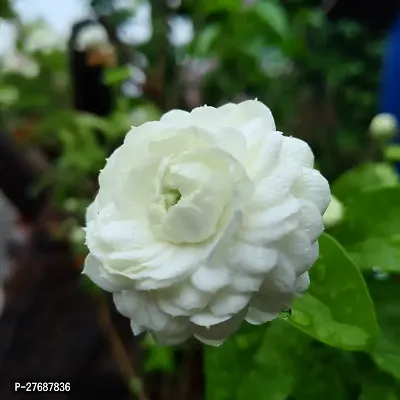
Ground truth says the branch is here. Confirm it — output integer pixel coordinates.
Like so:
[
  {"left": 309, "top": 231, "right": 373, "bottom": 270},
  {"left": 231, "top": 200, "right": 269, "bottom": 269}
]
[{"left": 98, "top": 295, "right": 149, "bottom": 400}]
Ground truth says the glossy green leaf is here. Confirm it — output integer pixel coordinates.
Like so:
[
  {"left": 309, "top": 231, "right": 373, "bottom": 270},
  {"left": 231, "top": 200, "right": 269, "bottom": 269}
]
[
  {"left": 332, "top": 163, "right": 398, "bottom": 203},
  {"left": 205, "top": 320, "right": 311, "bottom": 400},
  {"left": 194, "top": 25, "right": 221, "bottom": 56},
  {"left": 385, "top": 145, "right": 400, "bottom": 163},
  {"left": 103, "top": 66, "right": 131, "bottom": 85},
  {"left": 332, "top": 187, "right": 400, "bottom": 272},
  {"left": 142, "top": 334, "right": 175, "bottom": 373},
  {"left": 289, "top": 234, "right": 379, "bottom": 350},
  {"left": 0, "top": 86, "right": 19, "bottom": 105},
  {"left": 255, "top": 2, "right": 289, "bottom": 39},
  {"left": 368, "top": 278, "right": 400, "bottom": 383},
  {"left": 73, "top": 112, "right": 111, "bottom": 133},
  {"left": 359, "top": 384, "right": 400, "bottom": 400},
  {"left": 79, "top": 275, "right": 102, "bottom": 297},
  {"left": 201, "top": 0, "right": 241, "bottom": 14},
  {"left": 291, "top": 343, "right": 351, "bottom": 400}
]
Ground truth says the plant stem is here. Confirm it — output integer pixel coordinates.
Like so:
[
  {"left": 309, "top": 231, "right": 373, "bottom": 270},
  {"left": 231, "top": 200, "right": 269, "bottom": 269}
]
[{"left": 98, "top": 295, "right": 149, "bottom": 400}]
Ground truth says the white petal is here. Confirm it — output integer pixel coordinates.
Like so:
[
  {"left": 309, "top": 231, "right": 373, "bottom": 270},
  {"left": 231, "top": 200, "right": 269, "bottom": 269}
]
[
  {"left": 157, "top": 298, "right": 191, "bottom": 317},
  {"left": 193, "top": 335, "right": 224, "bottom": 346},
  {"left": 113, "top": 290, "right": 139, "bottom": 318},
  {"left": 98, "top": 220, "right": 149, "bottom": 251},
  {"left": 130, "top": 320, "right": 145, "bottom": 336},
  {"left": 295, "top": 272, "right": 310, "bottom": 294},
  {"left": 246, "top": 307, "right": 278, "bottom": 325},
  {"left": 191, "top": 265, "right": 230, "bottom": 293},
  {"left": 212, "top": 127, "right": 247, "bottom": 165},
  {"left": 230, "top": 273, "right": 263, "bottom": 292},
  {"left": 161, "top": 283, "right": 210, "bottom": 312},
  {"left": 192, "top": 307, "right": 247, "bottom": 342},
  {"left": 160, "top": 109, "right": 191, "bottom": 126},
  {"left": 209, "top": 292, "right": 250, "bottom": 317},
  {"left": 190, "top": 106, "right": 224, "bottom": 129},
  {"left": 227, "top": 100, "right": 276, "bottom": 128},
  {"left": 249, "top": 161, "right": 301, "bottom": 210},
  {"left": 82, "top": 254, "right": 132, "bottom": 292},
  {"left": 278, "top": 231, "right": 319, "bottom": 275},
  {"left": 233, "top": 243, "right": 278, "bottom": 273},
  {"left": 293, "top": 168, "right": 331, "bottom": 214},
  {"left": 262, "top": 263, "right": 297, "bottom": 295},
  {"left": 148, "top": 126, "right": 211, "bottom": 157},
  {"left": 86, "top": 199, "right": 99, "bottom": 222},
  {"left": 298, "top": 200, "right": 325, "bottom": 242},
  {"left": 190, "top": 311, "right": 230, "bottom": 326},
  {"left": 244, "top": 196, "right": 300, "bottom": 231},
  {"left": 217, "top": 102, "right": 236, "bottom": 116},
  {"left": 151, "top": 317, "right": 191, "bottom": 345},
  {"left": 242, "top": 196, "right": 300, "bottom": 244},
  {"left": 280, "top": 136, "right": 314, "bottom": 168},
  {"left": 244, "top": 125, "right": 283, "bottom": 181}
]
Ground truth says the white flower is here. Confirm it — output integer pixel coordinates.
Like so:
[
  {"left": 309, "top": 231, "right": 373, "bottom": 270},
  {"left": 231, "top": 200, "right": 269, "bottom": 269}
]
[
  {"left": 0, "top": 51, "right": 39, "bottom": 78},
  {"left": 83, "top": 100, "right": 331, "bottom": 345},
  {"left": 169, "top": 15, "right": 194, "bottom": 47},
  {"left": 323, "top": 195, "right": 343, "bottom": 228},
  {"left": 24, "top": 23, "right": 66, "bottom": 54},
  {"left": 75, "top": 24, "right": 110, "bottom": 51},
  {"left": 370, "top": 113, "right": 398, "bottom": 141}
]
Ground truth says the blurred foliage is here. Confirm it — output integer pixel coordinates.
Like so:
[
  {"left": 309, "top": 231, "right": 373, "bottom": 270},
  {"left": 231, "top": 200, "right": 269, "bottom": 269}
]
[{"left": 2, "top": 0, "right": 400, "bottom": 399}]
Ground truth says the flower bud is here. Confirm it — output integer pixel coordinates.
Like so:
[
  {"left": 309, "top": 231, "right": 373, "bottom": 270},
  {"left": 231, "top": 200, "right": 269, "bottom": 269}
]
[
  {"left": 369, "top": 113, "right": 398, "bottom": 141},
  {"left": 70, "top": 226, "right": 85, "bottom": 245},
  {"left": 323, "top": 195, "right": 344, "bottom": 228}
]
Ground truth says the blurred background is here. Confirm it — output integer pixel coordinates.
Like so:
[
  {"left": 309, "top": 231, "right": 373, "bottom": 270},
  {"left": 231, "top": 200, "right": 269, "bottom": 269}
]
[{"left": 1, "top": 0, "right": 400, "bottom": 399}]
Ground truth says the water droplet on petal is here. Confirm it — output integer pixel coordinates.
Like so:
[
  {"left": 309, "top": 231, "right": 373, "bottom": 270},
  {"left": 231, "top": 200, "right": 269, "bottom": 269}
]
[
  {"left": 372, "top": 267, "right": 390, "bottom": 281},
  {"left": 279, "top": 308, "right": 292, "bottom": 320}
]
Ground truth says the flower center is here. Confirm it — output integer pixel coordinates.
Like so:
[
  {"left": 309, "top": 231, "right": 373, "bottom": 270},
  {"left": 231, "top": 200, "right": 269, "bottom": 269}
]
[{"left": 163, "top": 188, "right": 181, "bottom": 210}]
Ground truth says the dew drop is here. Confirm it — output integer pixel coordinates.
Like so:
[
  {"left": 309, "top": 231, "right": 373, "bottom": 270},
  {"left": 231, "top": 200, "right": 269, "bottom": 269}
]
[
  {"left": 279, "top": 308, "right": 292, "bottom": 320},
  {"left": 372, "top": 267, "right": 390, "bottom": 281}
]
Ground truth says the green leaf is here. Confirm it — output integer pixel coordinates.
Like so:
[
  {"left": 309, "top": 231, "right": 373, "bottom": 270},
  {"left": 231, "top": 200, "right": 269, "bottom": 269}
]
[
  {"left": 142, "top": 334, "right": 175, "bottom": 373},
  {"left": 292, "top": 343, "right": 352, "bottom": 400},
  {"left": 289, "top": 234, "right": 379, "bottom": 351},
  {"left": 368, "top": 278, "right": 400, "bottom": 383},
  {"left": 73, "top": 112, "right": 110, "bottom": 133},
  {"left": 201, "top": 0, "right": 241, "bottom": 14},
  {"left": 255, "top": 2, "right": 289, "bottom": 39},
  {"left": 332, "top": 163, "right": 398, "bottom": 203},
  {"left": 0, "top": 86, "right": 19, "bottom": 105},
  {"left": 103, "top": 66, "right": 131, "bottom": 85},
  {"left": 385, "top": 145, "right": 400, "bottom": 162},
  {"left": 332, "top": 187, "right": 400, "bottom": 272},
  {"left": 0, "top": 0, "right": 16, "bottom": 19},
  {"left": 359, "top": 381, "right": 400, "bottom": 400},
  {"left": 194, "top": 25, "right": 221, "bottom": 56},
  {"left": 79, "top": 275, "right": 102, "bottom": 296},
  {"left": 205, "top": 320, "right": 311, "bottom": 400}
]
